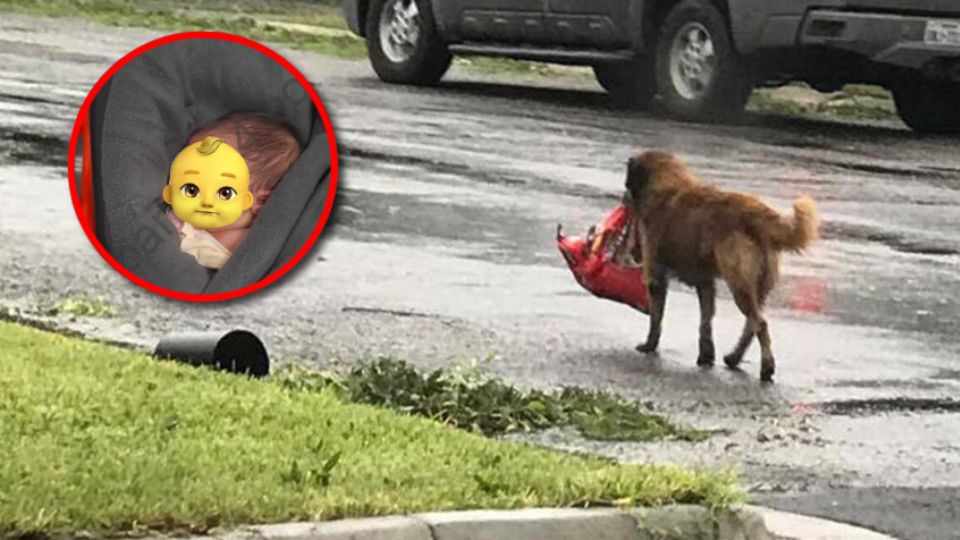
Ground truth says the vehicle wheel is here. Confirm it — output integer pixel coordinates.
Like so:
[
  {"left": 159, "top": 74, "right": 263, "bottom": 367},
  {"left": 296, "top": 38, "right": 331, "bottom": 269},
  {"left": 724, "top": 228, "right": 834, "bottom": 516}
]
[
  {"left": 593, "top": 57, "right": 656, "bottom": 109},
  {"left": 892, "top": 80, "right": 960, "bottom": 134},
  {"left": 366, "top": 0, "right": 452, "bottom": 85},
  {"left": 654, "top": 0, "right": 752, "bottom": 121}
]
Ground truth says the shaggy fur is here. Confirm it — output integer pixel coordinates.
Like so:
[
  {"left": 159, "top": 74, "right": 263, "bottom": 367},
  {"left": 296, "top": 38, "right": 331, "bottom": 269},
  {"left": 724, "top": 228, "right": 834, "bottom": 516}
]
[{"left": 624, "top": 151, "right": 819, "bottom": 382}]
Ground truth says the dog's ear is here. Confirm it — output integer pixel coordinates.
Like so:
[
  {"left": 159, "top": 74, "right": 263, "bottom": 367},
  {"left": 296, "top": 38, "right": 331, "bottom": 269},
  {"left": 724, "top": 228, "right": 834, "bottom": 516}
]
[{"left": 625, "top": 155, "right": 649, "bottom": 199}]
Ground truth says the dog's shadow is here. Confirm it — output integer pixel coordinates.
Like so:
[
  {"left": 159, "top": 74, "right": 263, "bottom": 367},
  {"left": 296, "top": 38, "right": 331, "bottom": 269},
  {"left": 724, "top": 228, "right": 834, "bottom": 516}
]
[
  {"left": 641, "top": 350, "right": 755, "bottom": 381},
  {"left": 589, "top": 347, "right": 784, "bottom": 399}
]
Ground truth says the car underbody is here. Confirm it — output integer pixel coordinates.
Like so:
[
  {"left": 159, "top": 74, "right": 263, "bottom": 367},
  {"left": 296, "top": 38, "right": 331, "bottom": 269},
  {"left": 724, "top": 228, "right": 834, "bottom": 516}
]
[{"left": 344, "top": 0, "right": 960, "bottom": 132}]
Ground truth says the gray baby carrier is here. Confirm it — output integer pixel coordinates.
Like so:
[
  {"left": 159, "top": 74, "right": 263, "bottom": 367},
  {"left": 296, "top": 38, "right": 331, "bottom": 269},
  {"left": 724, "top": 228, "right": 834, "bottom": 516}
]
[{"left": 85, "top": 37, "right": 334, "bottom": 295}]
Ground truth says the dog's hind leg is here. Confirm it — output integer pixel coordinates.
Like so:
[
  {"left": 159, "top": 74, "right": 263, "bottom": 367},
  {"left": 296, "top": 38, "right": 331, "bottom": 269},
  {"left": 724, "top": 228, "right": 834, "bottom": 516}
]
[
  {"left": 716, "top": 235, "right": 774, "bottom": 379},
  {"left": 756, "top": 314, "right": 775, "bottom": 382},
  {"left": 726, "top": 287, "right": 775, "bottom": 382},
  {"left": 696, "top": 282, "right": 716, "bottom": 366},
  {"left": 723, "top": 319, "right": 754, "bottom": 369},
  {"left": 755, "top": 251, "right": 779, "bottom": 381}
]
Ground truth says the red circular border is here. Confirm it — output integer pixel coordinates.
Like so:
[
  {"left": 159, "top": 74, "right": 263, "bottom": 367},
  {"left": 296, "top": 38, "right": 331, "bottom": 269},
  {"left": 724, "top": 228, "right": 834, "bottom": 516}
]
[{"left": 67, "top": 31, "right": 339, "bottom": 303}]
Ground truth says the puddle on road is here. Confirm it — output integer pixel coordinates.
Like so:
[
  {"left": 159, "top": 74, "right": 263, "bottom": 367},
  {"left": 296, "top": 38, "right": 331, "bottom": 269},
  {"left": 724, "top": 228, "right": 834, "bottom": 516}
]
[
  {"left": 827, "top": 377, "right": 956, "bottom": 391},
  {"left": 331, "top": 187, "right": 553, "bottom": 266},
  {"left": 346, "top": 147, "right": 530, "bottom": 187},
  {"left": 818, "top": 397, "right": 960, "bottom": 415},
  {"left": 0, "top": 37, "right": 109, "bottom": 65},
  {"left": 818, "top": 159, "right": 960, "bottom": 193},
  {"left": 0, "top": 125, "right": 68, "bottom": 167},
  {"left": 343, "top": 146, "right": 616, "bottom": 202},
  {"left": 333, "top": 150, "right": 629, "bottom": 266},
  {"left": 824, "top": 221, "right": 960, "bottom": 257},
  {"left": 932, "top": 369, "right": 960, "bottom": 381},
  {"left": 0, "top": 92, "right": 64, "bottom": 106}
]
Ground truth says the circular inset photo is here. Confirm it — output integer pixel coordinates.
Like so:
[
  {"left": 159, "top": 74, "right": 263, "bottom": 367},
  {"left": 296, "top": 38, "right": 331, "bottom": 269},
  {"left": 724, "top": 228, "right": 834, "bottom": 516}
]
[{"left": 68, "top": 32, "right": 338, "bottom": 302}]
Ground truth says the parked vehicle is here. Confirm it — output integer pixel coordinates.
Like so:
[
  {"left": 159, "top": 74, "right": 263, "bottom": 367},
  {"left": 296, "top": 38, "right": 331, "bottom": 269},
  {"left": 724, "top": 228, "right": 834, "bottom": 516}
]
[{"left": 342, "top": 0, "right": 960, "bottom": 133}]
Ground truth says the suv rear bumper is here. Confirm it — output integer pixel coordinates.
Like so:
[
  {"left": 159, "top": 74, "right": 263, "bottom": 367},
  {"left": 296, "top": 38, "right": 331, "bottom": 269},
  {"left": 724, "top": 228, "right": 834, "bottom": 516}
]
[{"left": 800, "top": 9, "right": 960, "bottom": 75}]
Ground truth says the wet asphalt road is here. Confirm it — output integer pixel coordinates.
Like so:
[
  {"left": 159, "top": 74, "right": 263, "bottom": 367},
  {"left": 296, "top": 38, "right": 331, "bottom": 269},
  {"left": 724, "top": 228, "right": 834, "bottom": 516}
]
[{"left": 2, "top": 14, "right": 960, "bottom": 540}]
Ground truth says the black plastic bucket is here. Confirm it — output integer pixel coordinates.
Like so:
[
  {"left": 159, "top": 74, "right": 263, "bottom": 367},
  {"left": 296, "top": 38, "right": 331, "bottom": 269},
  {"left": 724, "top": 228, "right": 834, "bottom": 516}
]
[{"left": 153, "top": 330, "right": 269, "bottom": 378}]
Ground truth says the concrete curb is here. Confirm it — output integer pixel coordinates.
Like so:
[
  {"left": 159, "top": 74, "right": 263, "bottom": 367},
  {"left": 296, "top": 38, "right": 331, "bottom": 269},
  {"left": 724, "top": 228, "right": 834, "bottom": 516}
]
[
  {"left": 209, "top": 506, "right": 772, "bottom": 540},
  {"left": 630, "top": 505, "right": 769, "bottom": 540},
  {"left": 419, "top": 508, "right": 638, "bottom": 540},
  {"left": 204, "top": 506, "right": 901, "bottom": 540},
  {"left": 749, "top": 506, "right": 898, "bottom": 540}
]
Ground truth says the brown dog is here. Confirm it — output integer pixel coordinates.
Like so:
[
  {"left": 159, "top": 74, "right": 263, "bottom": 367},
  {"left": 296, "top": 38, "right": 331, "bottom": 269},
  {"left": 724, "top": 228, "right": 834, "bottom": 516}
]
[{"left": 623, "top": 151, "right": 819, "bottom": 382}]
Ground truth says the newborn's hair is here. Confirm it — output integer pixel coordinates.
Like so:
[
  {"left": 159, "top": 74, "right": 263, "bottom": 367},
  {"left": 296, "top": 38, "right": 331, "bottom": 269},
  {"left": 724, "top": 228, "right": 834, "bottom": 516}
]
[{"left": 191, "top": 112, "right": 301, "bottom": 191}]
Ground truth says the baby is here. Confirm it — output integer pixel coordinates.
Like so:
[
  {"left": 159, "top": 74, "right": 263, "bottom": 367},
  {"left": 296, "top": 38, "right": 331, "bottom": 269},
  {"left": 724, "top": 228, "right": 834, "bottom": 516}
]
[{"left": 166, "top": 113, "right": 301, "bottom": 269}]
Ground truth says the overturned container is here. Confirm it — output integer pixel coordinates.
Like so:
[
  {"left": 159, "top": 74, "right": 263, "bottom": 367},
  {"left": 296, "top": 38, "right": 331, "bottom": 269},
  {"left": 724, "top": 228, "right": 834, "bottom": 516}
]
[{"left": 154, "top": 330, "right": 269, "bottom": 378}]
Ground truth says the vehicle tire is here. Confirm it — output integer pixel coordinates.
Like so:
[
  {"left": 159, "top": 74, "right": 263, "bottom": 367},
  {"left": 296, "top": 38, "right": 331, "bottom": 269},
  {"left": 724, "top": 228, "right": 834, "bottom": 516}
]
[
  {"left": 892, "top": 79, "right": 960, "bottom": 134},
  {"left": 654, "top": 0, "right": 752, "bottom": 121},
  {"left": 366, "top": 0, "right": 452, "bottom": 85},
  {"left": 593, "top": 57, "right": 656, "bottom": 109}
]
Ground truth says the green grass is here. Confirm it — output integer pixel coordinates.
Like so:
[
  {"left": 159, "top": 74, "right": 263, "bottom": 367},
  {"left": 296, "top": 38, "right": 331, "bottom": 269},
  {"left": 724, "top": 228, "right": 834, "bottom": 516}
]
[
  {"left": 843, "top": 84, "right": 892, "bottom": 100},
  {"left": 48, "top": 296, "right": 118, "bottom": 318},
  {"left": 0, "top": 322, "right": 738, "bottom": 537},
  {"left": 748, "top": 87, "right": 897, "bottom": 122},
  {"left": 277, "top": 358, "right": 708, "bottom": 442},
  {"left": 0, "top": 0, "right": 369, "bottom": 59},
  {"left": 0, "top": 0, "right": 565, "bottom": 75}
]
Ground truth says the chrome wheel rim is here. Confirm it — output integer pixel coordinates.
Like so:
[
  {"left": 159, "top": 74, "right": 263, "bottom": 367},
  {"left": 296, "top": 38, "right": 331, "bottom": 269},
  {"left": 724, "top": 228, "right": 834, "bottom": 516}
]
[
  {"left": 379, "top": 0, "right": 421, "bottom": 63},
  {"left": 669, "top": 22, "right": 716, "bottom": 100}
]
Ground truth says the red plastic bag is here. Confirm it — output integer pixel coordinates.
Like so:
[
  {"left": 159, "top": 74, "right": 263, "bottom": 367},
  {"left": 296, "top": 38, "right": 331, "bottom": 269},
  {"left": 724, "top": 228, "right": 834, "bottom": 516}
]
[{"left": 557, "top": 204, "right": 649, "bottom": 314}]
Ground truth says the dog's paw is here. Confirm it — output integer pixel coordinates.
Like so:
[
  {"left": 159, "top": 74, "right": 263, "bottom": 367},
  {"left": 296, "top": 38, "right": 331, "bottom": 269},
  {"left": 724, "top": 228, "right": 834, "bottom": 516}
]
[
  {"left": 636, "top": 342, "right": 658, "bottom": 354},
  {"left": 760, "top": 359, "right": 775, "bottom": 383},
  {"left": 723, "top": 353, "right": 743, "bottom": 369},
  {"left": 698, "top": 340, "right": 715, "bottom": 366}
]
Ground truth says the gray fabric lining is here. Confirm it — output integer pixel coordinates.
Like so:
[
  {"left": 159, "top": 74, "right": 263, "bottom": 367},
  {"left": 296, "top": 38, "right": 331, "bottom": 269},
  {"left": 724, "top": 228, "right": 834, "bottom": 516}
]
[{"left": 97, "top": 38, "right": 331, "bottom": 295}]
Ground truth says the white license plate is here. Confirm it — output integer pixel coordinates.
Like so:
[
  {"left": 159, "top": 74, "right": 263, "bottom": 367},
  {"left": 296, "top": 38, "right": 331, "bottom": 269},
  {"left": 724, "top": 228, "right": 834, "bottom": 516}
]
[{"left": 925, "top": 20, "right": 960, "bottom": 46}]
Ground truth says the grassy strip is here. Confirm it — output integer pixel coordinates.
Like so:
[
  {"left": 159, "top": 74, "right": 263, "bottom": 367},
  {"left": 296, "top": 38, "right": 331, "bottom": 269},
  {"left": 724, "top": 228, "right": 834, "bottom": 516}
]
[
  {"left": 0, "top": 0, "right": 567, "bottom": 75},
  {"left": 0, "top": 321, "right": 738, "bottom": 537},
  {"left": 277, "top": 358, "right": 708, "bottom": 442},
  {"left": 0, "top": 0, "right": 368, "bottom": 59},
  {"left": 48, "top": 296, "right": 118, "bottom": 318},
  {"left": 748, "top": 86, "right": 897, "bottom": 122}
]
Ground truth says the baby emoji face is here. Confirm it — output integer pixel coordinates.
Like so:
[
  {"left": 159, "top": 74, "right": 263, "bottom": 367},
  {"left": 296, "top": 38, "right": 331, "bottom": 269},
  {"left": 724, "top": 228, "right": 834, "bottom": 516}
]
[{"left": 163, "top": 136, "right": 253, "bottom": 230}]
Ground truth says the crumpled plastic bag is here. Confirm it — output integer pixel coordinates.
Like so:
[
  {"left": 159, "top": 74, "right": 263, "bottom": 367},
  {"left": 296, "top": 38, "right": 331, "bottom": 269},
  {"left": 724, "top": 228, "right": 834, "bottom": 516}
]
[{"left": 556, "top": 204, "right": 649, "bottom": 314}]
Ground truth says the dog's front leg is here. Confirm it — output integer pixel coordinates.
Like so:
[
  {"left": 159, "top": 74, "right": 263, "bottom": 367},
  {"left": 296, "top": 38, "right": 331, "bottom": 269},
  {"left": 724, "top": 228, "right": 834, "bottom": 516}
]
[
  {"left": 638, "top": 264, "right": 667, "bottom": 354},
  {"left": 696, "top": 283, "right": 716, "bottom": 366}
]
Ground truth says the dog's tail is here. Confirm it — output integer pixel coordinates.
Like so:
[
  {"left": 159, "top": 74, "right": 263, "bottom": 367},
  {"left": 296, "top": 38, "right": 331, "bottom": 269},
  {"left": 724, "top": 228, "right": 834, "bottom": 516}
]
[{"left": 768, "top": 196, "right": 819, "bottom": 253}]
